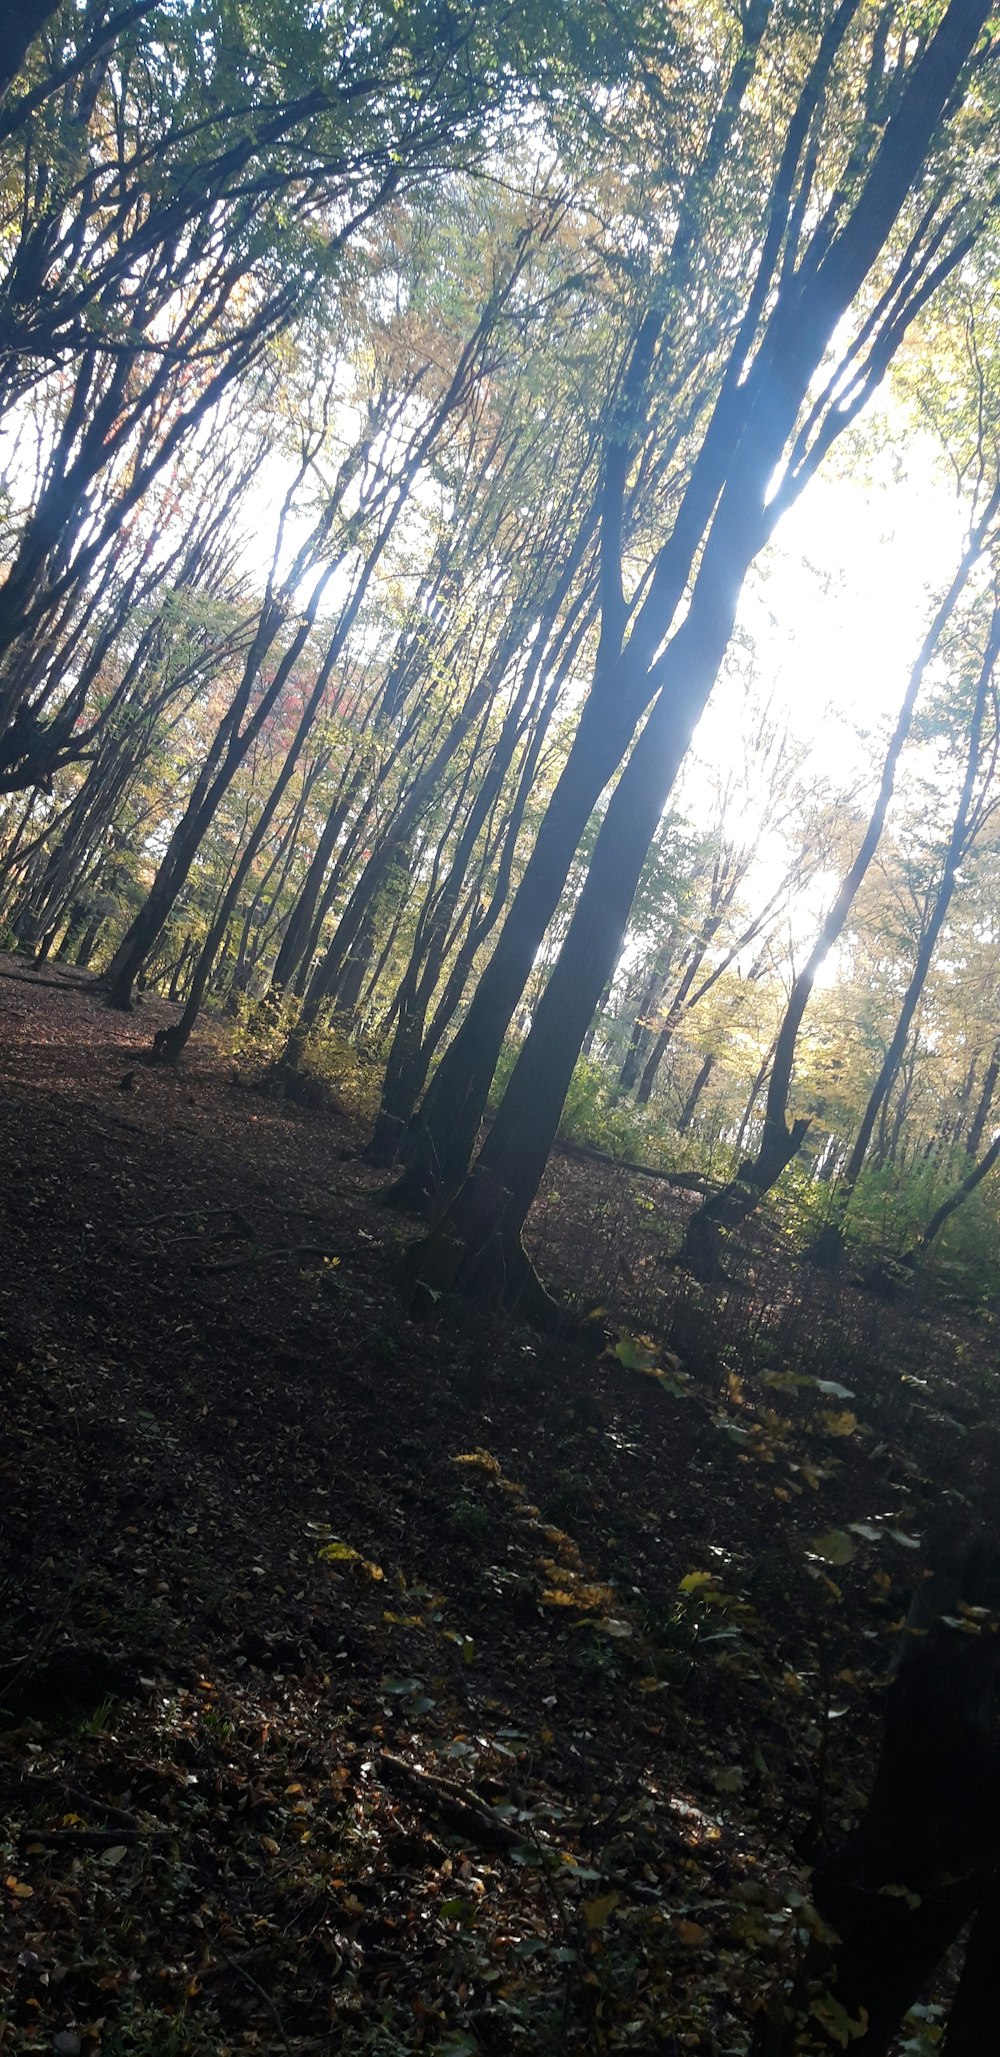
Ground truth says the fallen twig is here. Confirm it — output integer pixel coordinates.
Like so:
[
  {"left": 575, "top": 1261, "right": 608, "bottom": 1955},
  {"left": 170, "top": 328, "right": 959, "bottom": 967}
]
[
  {"left": 554, "top": 1137, "right": 718, "bottom": 1194},
  {"left": 217, "top": 1948, "right": 293, "bottom": 2053},
  {"left": 379, "top": 1750, "right": 526, "bottom": 1849},
  {"left": 18, "top": 1826, "right": 171, "bottom": 1847},
  {"left": 378, "top": 1752, "right": 663, "bottom": 1901},
  {"left": 191, "top": 1242, "right": 337, "bottom": 1273}
]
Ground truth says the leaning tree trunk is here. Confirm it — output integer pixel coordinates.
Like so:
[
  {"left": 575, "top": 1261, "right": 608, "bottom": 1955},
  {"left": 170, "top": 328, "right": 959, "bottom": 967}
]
[
  {"left": 366, "top": 606, "right": 578, "bottom": 1164},
  {"left": 0, "top": 0, "right": 61, "bottom": 99},
  {"left": 966, "top": 1038, "right": 1000, "bottom": 1157},
  {"left": 677, "top": 1051, "right": 714, "bottom": 1133},
  {"left": 678, "top": 520, "right": 1000, "bottom": 1280},
  {"left": 635, "top": 899, "right": 727, "bottom": 1104},
  {"left": 812, "top": 600, "right": 1000, "bottom": 1268},
  {"left": 387, "top": 0, "right": 991, "bottom": 1237},
  {"left": 912, "top": 1127, "right": 1000, "bottom": 1254}
]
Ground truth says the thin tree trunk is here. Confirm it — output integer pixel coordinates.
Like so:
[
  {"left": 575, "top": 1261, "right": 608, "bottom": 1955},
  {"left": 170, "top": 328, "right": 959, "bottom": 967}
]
[
  {"left": 916, "top": 1128, "right": 1000, "bottom": 1251},
  {"left": 813, "top": 601, "right": 1000, "bottom": 1264},
  {"left": 677, "top": 1052, "right": 714, "bottom": 1133},
  {"left": 966, "top": 1040, "right": 1000, "bottom": 1156},
  {"left": 678, "top": 530, "right": 999, "bottom": 1278}
]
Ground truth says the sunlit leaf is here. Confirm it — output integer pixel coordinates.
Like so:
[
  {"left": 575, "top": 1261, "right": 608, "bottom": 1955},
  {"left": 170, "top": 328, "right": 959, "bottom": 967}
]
[{"left": 818, "top": 1410, "right": 859, "bottom": 1437}]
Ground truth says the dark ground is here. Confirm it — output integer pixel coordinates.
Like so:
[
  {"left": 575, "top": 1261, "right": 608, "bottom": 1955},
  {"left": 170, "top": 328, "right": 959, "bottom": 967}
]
[{"left": 0, "top": 956, "right": 995, "bottom": 2056}]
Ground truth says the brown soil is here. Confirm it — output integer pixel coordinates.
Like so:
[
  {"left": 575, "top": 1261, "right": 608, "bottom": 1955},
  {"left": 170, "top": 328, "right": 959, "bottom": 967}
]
[{"left": 0, "top": 958, "right": 991, "bottom": 2055}]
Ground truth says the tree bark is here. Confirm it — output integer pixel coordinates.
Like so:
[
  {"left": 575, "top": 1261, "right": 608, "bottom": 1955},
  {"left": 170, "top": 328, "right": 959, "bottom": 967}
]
[{"left": 0, "top": 0, "right": 61, "bottom": 100}]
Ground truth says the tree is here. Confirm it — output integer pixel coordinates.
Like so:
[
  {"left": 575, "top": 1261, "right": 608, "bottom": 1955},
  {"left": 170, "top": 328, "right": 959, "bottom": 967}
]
[
  {"left": 0, "top": 0, "right": 654, "bottom": 787},
  {"left": 678, "top": 492, "right": 1000, "bottom": 1278},
  {"left": 390, "top": 0, "right": 997, "bottom": 1304},
  {"left": 811, "top": 587, "right": 1000, "bottom": 1263}
]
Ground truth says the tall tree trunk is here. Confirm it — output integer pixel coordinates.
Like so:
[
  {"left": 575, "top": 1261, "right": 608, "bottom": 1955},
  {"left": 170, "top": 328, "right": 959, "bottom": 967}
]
[
  {"left": 617, "top": 955, "right": 673, "bottom": 1093},
  {"left": 366, "top": 604, "right": 583, "bottom": 1162},
  {"left": 149, "top": 586, "right": 366, "bottom": 1060},
  {"left": 384, "top": 658, "right": 646, "bottom": 1211},
  {"left": 387, "top": 0, "right": 990, "bottom": 1236},
  {"left": 396, "top": 0, "right": 993, "bottom": 1297},
  {"left": 677, "top": 523, "right": 999, "bottom": 1278},
  {"left": 635, "top": 915, "right": 722, "bottom": 1104},
  {"left": 813, "top": 601, "right": 1000, "bottom": 1265}
]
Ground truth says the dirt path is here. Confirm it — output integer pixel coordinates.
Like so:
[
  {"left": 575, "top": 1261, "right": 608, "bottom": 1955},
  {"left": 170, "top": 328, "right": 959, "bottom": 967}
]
[{"left": 0, "top": 962, "right": 989, "bottom": 2055}]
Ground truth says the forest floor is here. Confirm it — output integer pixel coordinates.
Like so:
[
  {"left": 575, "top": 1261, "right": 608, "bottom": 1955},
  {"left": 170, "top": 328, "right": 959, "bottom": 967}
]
[{"left": 0, "top": 956, "right": 996, "bottom": 2057}]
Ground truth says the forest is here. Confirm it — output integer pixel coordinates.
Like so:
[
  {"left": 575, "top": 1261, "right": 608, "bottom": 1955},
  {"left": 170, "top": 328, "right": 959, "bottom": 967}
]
[{"left": 3, "top": 0, "right": 1000, "bottom": 2052}]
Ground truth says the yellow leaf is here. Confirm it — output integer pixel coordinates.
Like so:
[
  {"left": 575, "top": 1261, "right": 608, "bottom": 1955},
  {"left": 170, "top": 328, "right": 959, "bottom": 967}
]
[
  {"left": 318, "top": 1540, "right": 383, "bottom": 1580},
  {"left": 452, "top": 1449, "right": 502, "bottom": 1475},
  {"left": 818, "top": 1409, "right": 858, "bottom": 1438},
  {"left": 678, "top": 1570, "right": 718, "bottom": 1595},
  {"left": 583, "top": 1891, "right": 621, "bottom": 1931},
  {"left": 5, "top": 1877, "right": 33, "bottom": 1897}
]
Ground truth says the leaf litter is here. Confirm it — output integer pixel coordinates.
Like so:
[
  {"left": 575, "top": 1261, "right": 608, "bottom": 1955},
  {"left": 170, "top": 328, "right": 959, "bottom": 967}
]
[{"left": 0, "top": 957, "right": 993, "bottom": 2053}]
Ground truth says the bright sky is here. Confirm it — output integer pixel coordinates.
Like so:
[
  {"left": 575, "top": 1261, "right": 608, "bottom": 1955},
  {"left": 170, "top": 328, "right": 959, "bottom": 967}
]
[
  {"left": 672, "top": 418, "right": 973, "bottom": 975},
  {"left": 692, "top": 425, "right": 968, "bottom": 797}
]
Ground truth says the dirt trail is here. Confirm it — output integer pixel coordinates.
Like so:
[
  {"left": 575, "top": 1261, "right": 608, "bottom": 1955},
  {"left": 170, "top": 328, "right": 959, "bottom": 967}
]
[{"left": 0, "top": 961, "right": 988, "bottom": 2054}]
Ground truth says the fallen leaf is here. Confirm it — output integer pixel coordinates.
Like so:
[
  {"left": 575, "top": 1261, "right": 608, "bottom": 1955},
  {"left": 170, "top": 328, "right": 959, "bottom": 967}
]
[
  {"left": 676, "top": 1918, "right": 708, "bottom": 1945},
  {"left": 584, "top": 1891, "right": 621, "bottom": 1931}
]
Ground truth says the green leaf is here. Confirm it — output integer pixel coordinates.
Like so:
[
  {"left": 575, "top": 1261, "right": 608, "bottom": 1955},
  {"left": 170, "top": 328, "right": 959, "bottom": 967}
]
[{"left": 809, "top": 1529, "right": 858, "bottom": 1565}]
